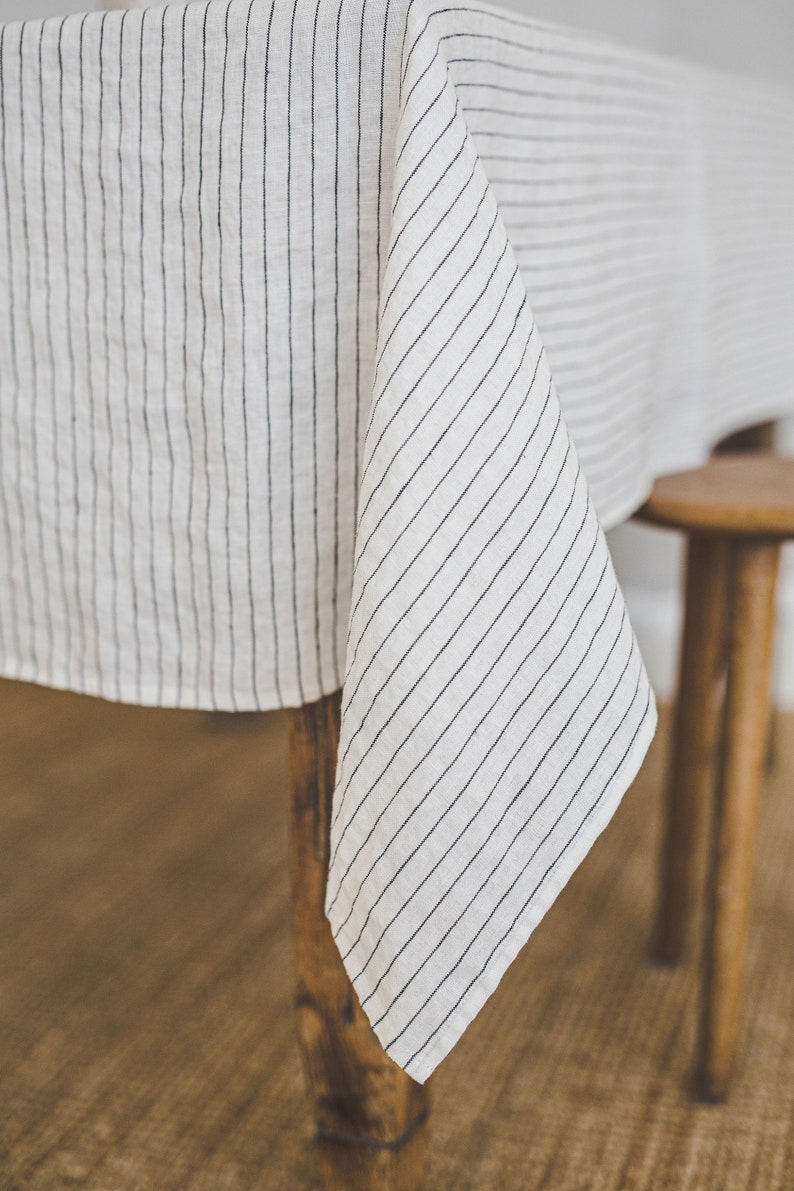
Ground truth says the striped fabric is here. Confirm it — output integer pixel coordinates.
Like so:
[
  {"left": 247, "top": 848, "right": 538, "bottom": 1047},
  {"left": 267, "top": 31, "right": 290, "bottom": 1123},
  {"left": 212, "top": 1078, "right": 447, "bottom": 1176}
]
[{"left": 1, "top": 0, "right": 793, "bottom": 1081}]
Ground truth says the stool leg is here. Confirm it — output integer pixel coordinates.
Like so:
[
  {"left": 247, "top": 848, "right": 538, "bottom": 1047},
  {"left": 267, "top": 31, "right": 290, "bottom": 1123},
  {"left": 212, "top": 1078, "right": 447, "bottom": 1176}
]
[
  {"left": 289, "top": 693, "right": 431, "bottom": 1190},
  {"left": 697, "top": 540, "right": 780, "bottom": 1101},
  {"left": 655, "top": 535, "right": 731, "bottom": 964}
]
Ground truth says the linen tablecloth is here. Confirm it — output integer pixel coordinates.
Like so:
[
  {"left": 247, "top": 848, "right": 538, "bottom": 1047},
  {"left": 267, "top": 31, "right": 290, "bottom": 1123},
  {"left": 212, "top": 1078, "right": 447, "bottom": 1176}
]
[{"left": 1, "top": 0, "right": 793, "bottom": 1081}]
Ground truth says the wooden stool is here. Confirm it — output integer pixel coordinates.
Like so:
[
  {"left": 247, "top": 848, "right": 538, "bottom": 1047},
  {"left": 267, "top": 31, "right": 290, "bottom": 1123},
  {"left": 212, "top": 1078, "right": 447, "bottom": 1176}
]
[{"left": 635, "top": 454, "right": 794, "bottom": 1101}]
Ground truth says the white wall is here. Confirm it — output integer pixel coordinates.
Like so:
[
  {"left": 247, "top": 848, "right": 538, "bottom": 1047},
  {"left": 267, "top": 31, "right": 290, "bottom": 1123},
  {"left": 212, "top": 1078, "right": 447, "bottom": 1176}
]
[
  {"left": 502, "top": 0, "right": 794, "bottom": 88},
  {"left": 0, "top": 0, "right": 96, "bottom": 17}
]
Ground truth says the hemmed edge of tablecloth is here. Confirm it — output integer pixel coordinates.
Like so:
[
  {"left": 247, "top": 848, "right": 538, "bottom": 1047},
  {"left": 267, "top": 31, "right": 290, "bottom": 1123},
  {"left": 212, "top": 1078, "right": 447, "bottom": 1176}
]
[
  {"left": 330, "top": 688, "right": 657, "bottom": 1084},
  {"left": 0, "top": 654, "right": 340, "bottom": 714}
]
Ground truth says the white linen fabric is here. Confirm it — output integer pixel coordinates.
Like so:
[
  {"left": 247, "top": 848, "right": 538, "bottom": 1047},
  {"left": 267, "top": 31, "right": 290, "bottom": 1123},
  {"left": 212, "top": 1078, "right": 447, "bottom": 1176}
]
[{"left": 1, "top": 0, "right": 793, "bottom": 1081}]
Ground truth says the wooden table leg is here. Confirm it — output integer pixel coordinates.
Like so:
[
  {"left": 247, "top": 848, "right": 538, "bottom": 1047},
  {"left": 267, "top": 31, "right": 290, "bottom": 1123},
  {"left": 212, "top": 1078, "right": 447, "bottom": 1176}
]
[
  {"left": 697, "top": 540, "right": 780, "bottom": 1100},
  {"left": 655, "top": 534, "right": 731, "bottom": 964},
  {"left": 289, "top": 693, "right": 431, "bottom": 1190}
]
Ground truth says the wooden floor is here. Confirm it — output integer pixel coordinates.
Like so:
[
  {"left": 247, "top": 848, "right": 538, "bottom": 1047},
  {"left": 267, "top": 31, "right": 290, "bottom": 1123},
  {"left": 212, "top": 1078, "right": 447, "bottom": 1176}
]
[{"left": 1, "top": 679, "right": 793, "bottom": 1190}]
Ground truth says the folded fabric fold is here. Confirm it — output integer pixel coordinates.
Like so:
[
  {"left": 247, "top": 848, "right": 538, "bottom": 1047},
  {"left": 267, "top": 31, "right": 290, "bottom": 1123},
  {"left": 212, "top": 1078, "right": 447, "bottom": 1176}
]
[{"left": 326, "top": 0, "right": 656, "bottom": 1080}]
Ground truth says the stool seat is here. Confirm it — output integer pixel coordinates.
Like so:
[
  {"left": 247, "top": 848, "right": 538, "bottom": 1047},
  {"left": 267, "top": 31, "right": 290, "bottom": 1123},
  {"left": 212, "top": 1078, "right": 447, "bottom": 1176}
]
[
  {"left": 634, "top": 449, "right": 793, "bottom": 1102},
  {"left": 636, "top": 455, "right": 794, "bottom": 537}
]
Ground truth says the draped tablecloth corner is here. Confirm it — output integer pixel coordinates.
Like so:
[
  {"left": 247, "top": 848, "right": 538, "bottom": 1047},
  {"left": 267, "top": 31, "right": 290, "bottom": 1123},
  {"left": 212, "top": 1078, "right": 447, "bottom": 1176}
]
[{"left": 324, "top": 0, "right": 663, "bottom": 1079}]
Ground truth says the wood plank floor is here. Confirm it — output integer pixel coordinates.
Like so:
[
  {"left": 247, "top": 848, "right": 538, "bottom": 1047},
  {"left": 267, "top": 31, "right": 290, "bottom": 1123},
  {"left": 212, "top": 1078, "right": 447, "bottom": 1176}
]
[{"left": 0, "top": 678, "right": 792, "bottom": 1190}]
